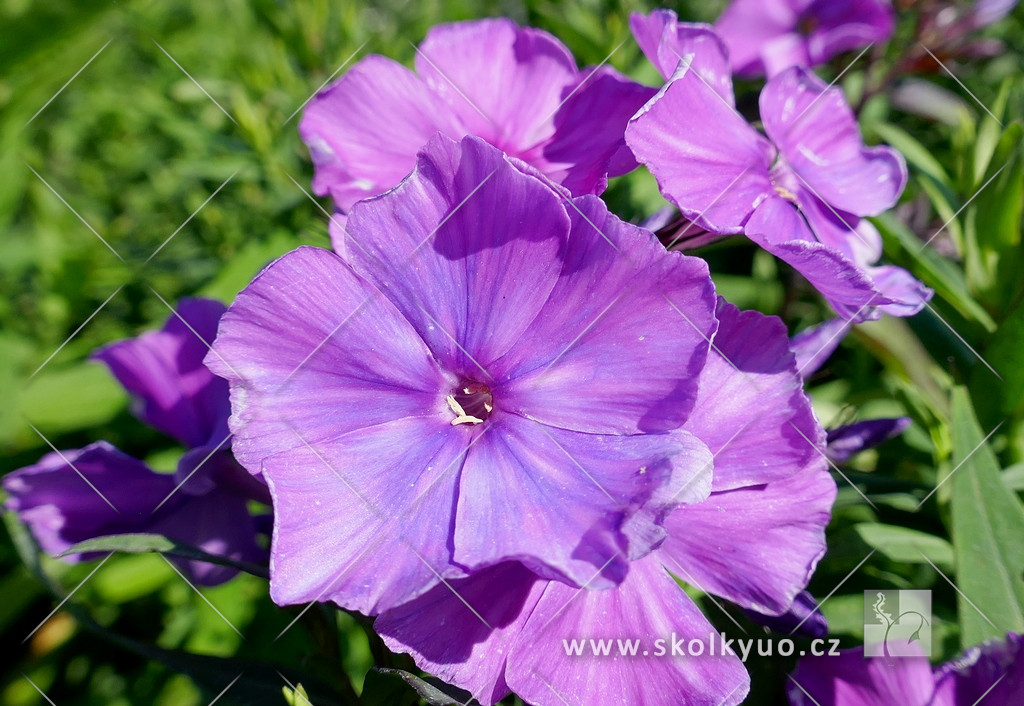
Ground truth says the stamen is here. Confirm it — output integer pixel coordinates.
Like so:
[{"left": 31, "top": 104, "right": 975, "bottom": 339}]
[
  {"left": 774, "top": 185, "right": 798, "bottom": 201},
  {"left": 447, "top": 395, "right": 484, "bottom": 426}
]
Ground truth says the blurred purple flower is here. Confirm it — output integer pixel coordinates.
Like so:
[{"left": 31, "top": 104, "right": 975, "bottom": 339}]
[
  {"left": 714, "top": 0, "right": 895, "bottom": 77},
  {"left": 789, "top": 632, "right": 1024, "bottom": 705},
  {"left": 3, "top": 298, "right": 268, "bottom": 586},
  {"left": 626, "top": 15, "right": 932, "bottom": 321},
  {"left": 299, "top": 18, "right": 653, "bottom": 251},
  {"left": 206, "top": 134, "right": 723, "bottom": 616},
  {"left": 376, "top": 301, "right": 836, "bottom": 705}
]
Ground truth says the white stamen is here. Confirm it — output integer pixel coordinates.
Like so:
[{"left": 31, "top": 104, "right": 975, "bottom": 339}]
[{"left": 447, "top": 395, "right": 484, "bottom": 426}]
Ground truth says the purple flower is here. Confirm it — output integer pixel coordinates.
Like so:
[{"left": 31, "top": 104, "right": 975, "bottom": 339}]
[
  {"left": 714, "top": 0, "right": 895, "bottom": 77},
  {"left": 626, "top": 16, "right": 932, "bottom": 321},
  {"left": 827, "top": 417, "right": 912, "bottom": 462},
  {"left": 4, "top": 298, "right": 268, "bottom": 586},
  {"left": 299, "top": 18, "right": 654, "bottom": 250},
  {"left": 375, "top": 300, "right": 836, "bottom": 705},
  {"left": 746, "top": 590, "right": 830, "bottom": 638},
  {"left": 205, "top": 134, "right": 724, "bottom": 616},
  {"left": 788, "top": 633, "right": 1024, "bottom": 705}
]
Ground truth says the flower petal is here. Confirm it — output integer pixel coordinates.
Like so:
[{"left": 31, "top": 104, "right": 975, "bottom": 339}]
[
  {"left": 343, "top": 134, "right": 569, "bottom": 375},
  {"left": 761, "top": 67, "right": 907, "bottom": 216},
  {"left": 298, "top": 55, "right": 463, "bottom": 212},
  {"left": 864, "top": 265, "right": 932, "bottom": 318},
  {"left": 94, "top": 298, "right": 229, "bottom": 448},
  {"left": 205, "top": 245, "right": 452, "bottom": 472},
  {"left": 714, "top": 0, "right": 798, "bottom": 76},
  {"left": 685, "top": 299, "right": 823, "bottom": 491},
  {"left": 745, "top": 195, "right": 906, "bottom": 321},
  {"left": 934, "top": 632, "right": 1024, "bottom": 704},
  {"left": 506, "top": 555, "right": 750, "bottom": 706},
  {"left": 629, "top": 10, "right": 734, "bottom": 104},
  {"left": 531, "top": 66, "right": 656, "bottom": 194},
  {"left": 746, "top": 590, "right": 829, "bottom": 639},
  {"left": 376, "top": 562, "right": 544, "bottom": 705},
  {"left": 454, "top": 415, "right": 713, "bottom": 587},
  {"left": 149, "top": 488, "right": 266, "bottom": 587},
  {"left": 496, "top": 194, "right": 717, "bottom": 435},
  {"left": 626, "top": 67, "right": 775, "bottom": 234},
  {"left": 262, "top": 416, "right": 467, "bottom": 614},
  {"left": 807, "top": 0, "right": 895, "bottom": 66},
  {"left": 2, "top": 442, "right": 174, "bottom": 559},
  {"left": 790, "top": 318, "right": 851, "bottom": 378},
  {"left": 788, "top": 647, "right": 935, "bottom": 706},
  {"left": 415, "top": 19, "right": 578, "bottom": 155},
  {"left": 660, "top": 467, "right": 835, "bottom": 615},
  {"left": 827, "top": 417, "right": 912, "bottom": 463}
]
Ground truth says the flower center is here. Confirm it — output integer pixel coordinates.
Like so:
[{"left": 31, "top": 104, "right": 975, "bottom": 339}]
[
  {"left": 797, "top": 14, "right": 818, "bottom": 36},
  {"left": 447, "top": 382, "right": 493, "bottom": 426},
  {"left": 769, "top": 161, "right": 801, "bottom": 204}
]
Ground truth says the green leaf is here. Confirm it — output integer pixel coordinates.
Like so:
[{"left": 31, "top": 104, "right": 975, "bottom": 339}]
[
  {"left": 60, "top": 533, "right": 269, "bottom": 579},
  {"left": 972, "top": 79, "right": 1012, "bottom": 184},
  {"left": 950, "top": 388, "right": 1024, "bottom": 646},
  {"left": 854, "top": 523, "right": 955, "bottom": 570},
  {"left": 964, "top": 121, "right": 1024, "bottom": 309},
  {"left": 969, "top": 297, "right": 1024, "bottom": 422},
  {"left": 371, "top": 669, "right": 476, "bottom": 706}
]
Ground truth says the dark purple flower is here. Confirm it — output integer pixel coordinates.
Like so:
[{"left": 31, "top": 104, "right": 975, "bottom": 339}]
[
  {"left": 206, "top": 134, "right": 724, "bottom": 615},
  {"left": 714, "top": 0, "right": 895, "bottom": 77},
  {"left": 788, "top": 633, "right": 1024, "bottom": 705},
  {"left": 299, "top": 18, "right": 653, "bottom": 251},
  {"left": 4, "top": 443, "right": 175, "bottom": 560},
  {"left": 4, "top": 298, "right": 267, "bottom": 586},
  {"left": 93, "top": 298, "right": 231, "bottom": 449},
  {"left": 827, "top": 417, "right": 912, "bottom": 462},
  {"left": 746, "top": 590, "right": 830, "bottom": 638},
  {"left": 376, "top": 301, "right": 836, "bottom": 705},
  {"left": 626, "top": 16, "right": 932, "bottom": 321}
]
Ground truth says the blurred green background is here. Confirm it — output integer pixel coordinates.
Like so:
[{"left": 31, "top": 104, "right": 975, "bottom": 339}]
[{"left": 2, "top": 0, "right": 1023, "bottom": 704}]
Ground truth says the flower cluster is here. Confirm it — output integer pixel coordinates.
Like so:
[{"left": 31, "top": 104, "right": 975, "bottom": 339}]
[{"left": 8, "top": 0, "right": 1020, "bottom": 704}]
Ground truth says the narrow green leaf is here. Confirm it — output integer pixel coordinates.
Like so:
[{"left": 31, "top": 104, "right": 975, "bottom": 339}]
[
  {"left": 972, "top": 79, "right": 1012, "bottom": 184},
  {"left": 950, "top": 388, "right": 1024, "bottom": 646},
  {"left": 970, "top": 297, "right": 1024, "bottom": 422},
  {"left": 854, "top": 523, "right": 955, "bottom": 570},
  {"left": 373, "top": 669, "right": 476, "bottom": 706},
  {"left": 964, "top": 121, "right": 1024, "bottom": 308},
  {"left": 60, "top": 532, "right": 269, "bottom": 579}
]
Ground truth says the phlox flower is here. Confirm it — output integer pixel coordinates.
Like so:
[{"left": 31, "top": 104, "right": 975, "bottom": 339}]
[
  {"left": 714, "top": 0, "right": 895, "bottom": 77},
  {"left": 788, "top": 633, "right": 1024, "bottom": 705},
  {"left": 299, "top": 18, "right": 654, "bottom": 251},
  {"left": 204, "top": 134, "right": 727, "bottom": 616},
  {"left": 626, "top": 11, "right": 932, "bottom": 321},
  {"left": 375, "top": 300, "right": 836, "bottom": 705},
  {"left": 3, "top": 298, "right": 268, "bottom": 586}
]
